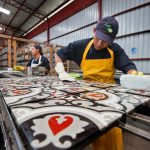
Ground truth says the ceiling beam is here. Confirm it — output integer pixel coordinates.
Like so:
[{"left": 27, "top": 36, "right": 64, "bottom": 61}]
[
  {"left": 0, "top": 0, "right": 44, "bottom": 19},
  {"left": 12, "top": 0, "right": 47, "bottom": 36},
  {"left": 5, "top": 0, "right": 26, "bottom": 33},
  {"left": 0, "top": 33, "right": 37, "bottom": 43},
  {"left": 13, "top": 0, "right": 45, "bottom": 18},
  {"left": 21, "top": 0, "right": 70, "bottom": 36},
  {"left": 0, "top": 22, "right": 24, "bottom": 33},
  {"left": 0, "top": 33, "right": 11, "bottom": 39}
]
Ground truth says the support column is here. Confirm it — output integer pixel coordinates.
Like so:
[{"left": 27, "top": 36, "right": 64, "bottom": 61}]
[
  {"left": 12, "top": 40, "right": 17, "bottom": 66},
  {"left": 98, "top": 0, "right": 102, "bottom": 20},
  {"left": 7, "top": 39, "right": 12, "bottom": 67},
  {"left": 47, "top": 18, "right": 50, "bottom": 43}
]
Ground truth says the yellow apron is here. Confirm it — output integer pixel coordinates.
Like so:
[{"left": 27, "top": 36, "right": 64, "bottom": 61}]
[
  {"left": 80, "top": 39, "right": 115, "bottom": 83},
  {"left": 80, "top": 39, "right": 123, "bottom": 150}
]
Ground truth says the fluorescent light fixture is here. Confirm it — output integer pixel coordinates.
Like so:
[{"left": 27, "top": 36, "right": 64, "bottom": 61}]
[
  {"left": 23, "top": 20, "right": 45, "bottom": 36},
  {"left": 0, "top": 7, "right": 10, "bottom": 15},
  {"left": 23, "top": 0, "right": 74, "bottom": 36},
  {"left": 48, "top": 0, "right": 74, "bottom": 18},
  {"left": 23, "top": 33, "right": 27, "bottom": 36},
  {"left": 0, "top": 27, "right": 3, "bottom": 30}
]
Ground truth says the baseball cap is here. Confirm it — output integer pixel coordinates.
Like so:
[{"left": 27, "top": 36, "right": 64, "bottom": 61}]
[{"left": 95, "top": 16, "right": 119, "bottom": 45}]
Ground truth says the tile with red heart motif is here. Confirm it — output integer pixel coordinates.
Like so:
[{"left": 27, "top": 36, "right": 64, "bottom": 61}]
[{"left": 11, "top": 105, "right": 122, "bottom": 150}]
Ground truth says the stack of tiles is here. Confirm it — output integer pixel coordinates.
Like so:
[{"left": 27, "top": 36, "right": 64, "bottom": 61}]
[{"left": 0, "top": 77, "right": 150, "bottom": 150}]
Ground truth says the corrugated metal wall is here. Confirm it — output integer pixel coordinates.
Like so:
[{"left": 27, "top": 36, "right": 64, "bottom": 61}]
[
  {"left": 102, "top": 0, "right": 150, "bottom": 73},
  {"left": 32, "top": 30, "right": 47, "bottom": 42},
  {"left": 50, "top": 2, "right": 99, "bottom": 46},
  {"left": 50, "top": 24, "right": 96, "bottom": 46},
  {"left": 31, "top": 0, "right": 150, "bottom": 73}
]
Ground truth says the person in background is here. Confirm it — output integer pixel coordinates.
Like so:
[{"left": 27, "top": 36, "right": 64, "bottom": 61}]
[
  {"left": 27, "top": 44, "right": 50, "bottom": 73},
  {"left": 55, "top": 16, "right": 143, "bottom": 150}
]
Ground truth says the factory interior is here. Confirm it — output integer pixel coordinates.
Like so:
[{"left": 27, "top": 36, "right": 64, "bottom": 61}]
[{"left": 0, "top": 0, "right": 150, "bottom": 150}]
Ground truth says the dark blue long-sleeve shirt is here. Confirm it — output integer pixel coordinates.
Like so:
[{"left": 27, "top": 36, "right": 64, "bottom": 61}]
[
  {"left": 57, "top": 38, "right": 137, "bottom": 74},
  {"left": 27, "top": 55, "right": 50, "bottom": 71}
]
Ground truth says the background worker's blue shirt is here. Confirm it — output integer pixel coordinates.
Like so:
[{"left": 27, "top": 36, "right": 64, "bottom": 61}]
[
  {"left": 57, "top": 38, "right": 137, "bottom": 74},
  {"left": 27, "top": 55, "right": 50, "bottom": 71}
]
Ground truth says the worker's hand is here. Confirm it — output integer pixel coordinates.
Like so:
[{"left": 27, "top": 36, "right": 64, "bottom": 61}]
[
  {"left": 13, "top": 66, "right": 25, "bottom": 71},
  {"left": 127, "top": 70, "right": 143, "bottom": 75},
  {"left": 120, "top": 74, "right": 150, "bottom": 91},
  {"left": 55, "top": 62, "right": 75, "bottom": 81}
]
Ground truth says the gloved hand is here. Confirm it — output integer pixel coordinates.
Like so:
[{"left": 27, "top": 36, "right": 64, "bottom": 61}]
[
  {"left": 55, "top": 62, "right": 75, "bottom": 81},
  {"left": 128, "top": 70, "right": 144, "bottom": 75},
  {"left": 120, "top": 74, "right": 150, "bottom": 91},
  {"left": 13, "top": 66, "right": 25, "bottom": 71}
]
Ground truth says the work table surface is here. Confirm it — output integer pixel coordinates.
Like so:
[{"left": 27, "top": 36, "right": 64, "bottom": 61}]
[{"left": 0, "top": 76, "right": 150, "bottom": 150}]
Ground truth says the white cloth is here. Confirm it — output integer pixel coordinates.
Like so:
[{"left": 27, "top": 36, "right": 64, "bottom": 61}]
[
  {"left": 120, "top": 74, "right": 150, "bottom": 91},
  {"left": 31, "top": 55, "right": 42, "bottom": 68},
  {"left": 55, "top": 62, "right": 75, "bottom": 81}
]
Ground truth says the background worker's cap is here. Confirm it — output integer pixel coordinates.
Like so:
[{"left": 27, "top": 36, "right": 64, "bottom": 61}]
[{"left": 95, "top": 16, "right": 119, "bottom": 45}]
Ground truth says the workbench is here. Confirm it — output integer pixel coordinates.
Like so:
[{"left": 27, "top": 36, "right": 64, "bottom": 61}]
[{"left": 0, "top": 75, "right": 150, "bottom": 150}]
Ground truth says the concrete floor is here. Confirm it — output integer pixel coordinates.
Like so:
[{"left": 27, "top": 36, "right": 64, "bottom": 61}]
[
  {"left": 83, "top": 130, "right": 150, "bottom": 150},
  {"left": 123, "top": 130, "right": 150, "bottom": 150}
]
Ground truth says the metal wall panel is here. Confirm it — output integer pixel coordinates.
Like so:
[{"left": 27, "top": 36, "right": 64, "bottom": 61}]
[
  {"left": 102, "top": 0, "right": 150, "bottom": 17},
  {"left": 114, "top": 32, "right": 150, "bottom": 72},
  {"left": 50, "top": 2, "right": 98, "bottom": 39},
  {"left": 115, "top": 5, "right": 150, "bottom": 36},
  {"left": 32, "top": 0, "right": 150, "bottom": 73},
  {"left": 102, "top": 0, "right": 150, "bottom": 73},
  {"left": 114, "top": 33, "right": 149, "bottom": 58},
  {"left": 50, "top": 24, "right": 96, "bottom": 46},
  {"left": 32, "top": 30, "right": 47, "bottom": 42}
]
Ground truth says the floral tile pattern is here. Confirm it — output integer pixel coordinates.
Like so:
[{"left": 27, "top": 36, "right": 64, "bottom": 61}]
[{"left": 0, "top": 76, "right": 149, "bottom": 150}]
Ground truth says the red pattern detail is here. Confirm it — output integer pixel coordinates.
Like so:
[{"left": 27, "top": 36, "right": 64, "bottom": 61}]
[
  {"left": 88, "top": 93, "right": 105, "bottom": 98},
  {"left": 12, "top": 89, "right": 29, "bottom": 95},
  {"left": 48, "top": 115, "right": 73, "bottom": 135}
]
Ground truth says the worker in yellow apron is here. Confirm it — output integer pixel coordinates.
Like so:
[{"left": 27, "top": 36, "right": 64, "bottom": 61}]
[
  {"left": 55, "top": 17, "right": 141, "bottom": 150},
  {"left": 81, "top": 39, "right": 122, "bottom": 150}
]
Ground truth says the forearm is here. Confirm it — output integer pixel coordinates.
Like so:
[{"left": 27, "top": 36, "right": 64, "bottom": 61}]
[
  {"left": 113, "top": 44, "right": 137, "bottom": 74},
  {"left": 54, "top": 53, "right": 75, "bottom": 81},
  {"left": 55, "top": 53, "right": 63, "bottom": 63}
]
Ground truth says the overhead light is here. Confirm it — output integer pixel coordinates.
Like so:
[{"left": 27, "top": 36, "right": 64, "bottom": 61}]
[
  {"left": 0, "top": 27, "right": 3, "bottom": 30},
  {"left": 48, "top": 0, "right": 74, "bottom": 18},
  {"left": 0, "top": 7, "right": 10, "bottom": 15},
  {"left": 23, "top": 0, "right": 74, "bottom": 36},
  {"left": 23, "top": 33, "right": 27, "bottom": 36},
  {"left": 23, "top": 20, "right": 45, "bottom": 36}
]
